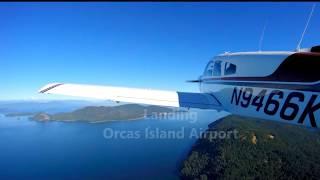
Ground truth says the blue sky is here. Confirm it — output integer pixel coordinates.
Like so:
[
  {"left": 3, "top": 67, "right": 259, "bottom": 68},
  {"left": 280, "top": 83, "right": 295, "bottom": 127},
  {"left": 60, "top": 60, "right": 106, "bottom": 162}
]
[{"left": 0, "top": 2, "right": 319, "bottom": 100}]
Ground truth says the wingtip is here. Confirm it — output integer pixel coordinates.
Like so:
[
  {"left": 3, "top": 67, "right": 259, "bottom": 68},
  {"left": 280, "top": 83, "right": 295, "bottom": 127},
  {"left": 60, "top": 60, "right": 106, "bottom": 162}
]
[{"left": 38, "top": 83, "right": 63, "bottom": 94}]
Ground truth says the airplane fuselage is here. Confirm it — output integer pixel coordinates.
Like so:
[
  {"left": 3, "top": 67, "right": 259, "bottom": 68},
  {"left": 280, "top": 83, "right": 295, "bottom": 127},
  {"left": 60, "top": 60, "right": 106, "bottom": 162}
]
[{"left": 199, "top": 50, "right": 320, "bottom": 127}]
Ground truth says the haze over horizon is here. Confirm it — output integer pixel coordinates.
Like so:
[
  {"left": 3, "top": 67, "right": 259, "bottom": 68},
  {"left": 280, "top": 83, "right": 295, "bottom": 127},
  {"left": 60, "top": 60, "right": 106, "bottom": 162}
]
[{"left": 1, "top": 2, "right": 319, "bottom": 100}]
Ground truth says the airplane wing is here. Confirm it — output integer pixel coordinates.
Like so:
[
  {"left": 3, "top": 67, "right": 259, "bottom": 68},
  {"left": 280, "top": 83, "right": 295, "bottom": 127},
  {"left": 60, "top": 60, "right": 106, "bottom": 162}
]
[{"left": 38, "top": 83, "right": 222, "bottom": 110}]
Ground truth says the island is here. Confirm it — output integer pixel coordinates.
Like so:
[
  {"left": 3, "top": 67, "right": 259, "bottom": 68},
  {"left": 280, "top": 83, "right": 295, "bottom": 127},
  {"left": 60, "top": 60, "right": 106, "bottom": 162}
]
[
  {"left": 30, "top": 104, "right": 175, "bottom": 122},
  {"left": 5, "top": 112, "right": 36, "bottom": 117},
  {"left": 180, "top": 115, "right": 320, "bottom": 180}
]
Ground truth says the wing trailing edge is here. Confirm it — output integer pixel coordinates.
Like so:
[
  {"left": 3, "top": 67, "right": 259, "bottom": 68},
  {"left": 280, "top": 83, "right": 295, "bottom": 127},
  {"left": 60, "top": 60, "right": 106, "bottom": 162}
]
[{"left": 38, "top": 83, "right": 221, "bottom": 110}]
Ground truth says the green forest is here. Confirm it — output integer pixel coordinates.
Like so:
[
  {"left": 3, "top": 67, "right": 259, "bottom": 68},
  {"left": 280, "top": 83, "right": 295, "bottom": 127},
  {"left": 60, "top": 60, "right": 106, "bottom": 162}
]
[{"left": 180, "top": 115, "right": 320, "bottom": 180}]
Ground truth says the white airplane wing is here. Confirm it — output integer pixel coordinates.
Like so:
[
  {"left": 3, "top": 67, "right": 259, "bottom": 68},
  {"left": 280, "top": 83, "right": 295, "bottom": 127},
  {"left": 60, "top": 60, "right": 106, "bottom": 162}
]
[{"left": 39, "top": 83, "right": 221, "bottom": 110}]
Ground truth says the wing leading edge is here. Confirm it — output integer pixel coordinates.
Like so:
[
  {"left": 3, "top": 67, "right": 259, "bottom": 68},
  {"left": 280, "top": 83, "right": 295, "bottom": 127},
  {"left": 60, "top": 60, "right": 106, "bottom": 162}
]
[{"left": 38, "top": 83, "right": 221, "bottom": 110}]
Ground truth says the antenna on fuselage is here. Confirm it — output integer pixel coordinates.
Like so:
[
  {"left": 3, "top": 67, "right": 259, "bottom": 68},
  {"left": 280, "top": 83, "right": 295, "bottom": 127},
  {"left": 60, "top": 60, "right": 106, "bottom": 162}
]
[
  {"left": 296, "top": 3, "right": 316, "bottom": 51},
  {"left": 258, "top": 20, "right": 268, "bottom": 52}
]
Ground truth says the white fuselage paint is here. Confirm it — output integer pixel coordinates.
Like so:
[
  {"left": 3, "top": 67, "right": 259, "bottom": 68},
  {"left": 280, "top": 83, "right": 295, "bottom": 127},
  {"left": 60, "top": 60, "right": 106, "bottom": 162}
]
[
  {"left": 200, "top": 82, "right": 319, "bottom": 128},
  {"left": 199, "top": 52, "right": 320, "bottom": 128}
]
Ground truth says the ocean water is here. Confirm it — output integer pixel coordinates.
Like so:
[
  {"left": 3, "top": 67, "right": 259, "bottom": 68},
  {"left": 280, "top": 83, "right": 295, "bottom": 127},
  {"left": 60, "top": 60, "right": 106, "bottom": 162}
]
[{"left": 0, "top": 111, "right": 227, "bottom": 179}]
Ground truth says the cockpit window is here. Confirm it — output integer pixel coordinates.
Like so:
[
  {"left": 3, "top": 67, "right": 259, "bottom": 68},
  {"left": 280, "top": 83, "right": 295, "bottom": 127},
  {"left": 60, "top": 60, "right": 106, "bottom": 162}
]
[
  {"left": 212, "top": 61, "right": 222, "bottom": 76},
  {"left": 204, "top": 60, "right": 224, "bottom": 77},
  {"left": 204, "top": 62, "right": 214, "bottom": 76},
  {"left": 224, "top": 62, "right": 236, "bottom": 75}
]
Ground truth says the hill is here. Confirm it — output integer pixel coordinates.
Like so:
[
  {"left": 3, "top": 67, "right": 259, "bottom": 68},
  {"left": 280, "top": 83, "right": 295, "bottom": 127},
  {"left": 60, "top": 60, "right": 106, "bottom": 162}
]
[
  {"left": 31, "top": 104, "right": 174, "bottom": 122},
  {"left": 180, "top": 115, "right": 320, "bottom": 180},
  {"left": 0, "top": 100, "right": 114, "bottom": 114}
]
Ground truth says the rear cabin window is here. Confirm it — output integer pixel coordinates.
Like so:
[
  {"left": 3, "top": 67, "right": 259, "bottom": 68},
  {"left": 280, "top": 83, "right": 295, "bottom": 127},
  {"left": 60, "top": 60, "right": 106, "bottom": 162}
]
[
  {"left": 224, "top": 62, "right": 236, "bottom": 75},
  {"left": 268, "top": 53, "right": 320, "bottom": 82}
]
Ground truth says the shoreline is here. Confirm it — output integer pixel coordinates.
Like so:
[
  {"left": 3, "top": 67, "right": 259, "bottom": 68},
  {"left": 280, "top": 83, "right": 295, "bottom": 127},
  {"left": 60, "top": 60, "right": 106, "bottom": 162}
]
[
  {"left": 29, "top": 116, "right": 148, "bottom": 124},
  {"left": 89, "top": 116, "right": 147, "bottom": 123}
]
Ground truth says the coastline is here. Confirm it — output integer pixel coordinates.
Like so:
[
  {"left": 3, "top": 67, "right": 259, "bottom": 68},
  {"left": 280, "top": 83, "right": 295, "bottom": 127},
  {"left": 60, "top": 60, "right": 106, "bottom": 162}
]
[
  {"left": 89, "top": 116, "right": 147, "bottom": 123},
  {"left": 29, "top": 115, "right": 148, "bottom": 124}
]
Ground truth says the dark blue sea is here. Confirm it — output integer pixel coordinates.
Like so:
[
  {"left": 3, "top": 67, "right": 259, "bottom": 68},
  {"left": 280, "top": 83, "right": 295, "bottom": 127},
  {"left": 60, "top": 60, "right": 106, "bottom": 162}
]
[{"left": 0, "top": 110, "right": 227, "bottom": 179}]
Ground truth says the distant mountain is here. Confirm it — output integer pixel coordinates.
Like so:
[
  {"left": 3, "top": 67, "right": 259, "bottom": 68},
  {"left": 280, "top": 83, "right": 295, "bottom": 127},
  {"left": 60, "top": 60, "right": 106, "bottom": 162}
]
[
  {"left": 31, "top": 104, "right": 174, "bottom": 122},
  {"left": 0, "top": 100, "right": 115, "bottom": 114},
  {"left": 5, "top": 112, "right": 36, "bottom": 117},
  {"left": 180, "top": 115, "right": 320, "bottom": 180}
]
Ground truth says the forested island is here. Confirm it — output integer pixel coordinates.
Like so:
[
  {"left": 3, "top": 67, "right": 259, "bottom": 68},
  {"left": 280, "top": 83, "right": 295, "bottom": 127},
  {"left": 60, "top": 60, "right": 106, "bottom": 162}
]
[
  {"left": 180, "top": 115, "right": 320, "bottom": 180},
  {"left": 30, "top": 104, "right": 174, "bottom": 122}
]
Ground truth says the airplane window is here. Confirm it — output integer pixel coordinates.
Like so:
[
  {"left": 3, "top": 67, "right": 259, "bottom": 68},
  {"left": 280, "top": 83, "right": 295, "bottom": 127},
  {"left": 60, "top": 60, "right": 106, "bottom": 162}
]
[
  {"left": 206, "top": 69, "right": 213, "bottom": 76},
  {"left": 204, "top": 62, "right": 214, "bottom": 76},
  {"left": 213, "top": 61, "right": 222, "bottom": 76},
  {"left": 224, "top": 62, "right": 236, "bottom": 75}
]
